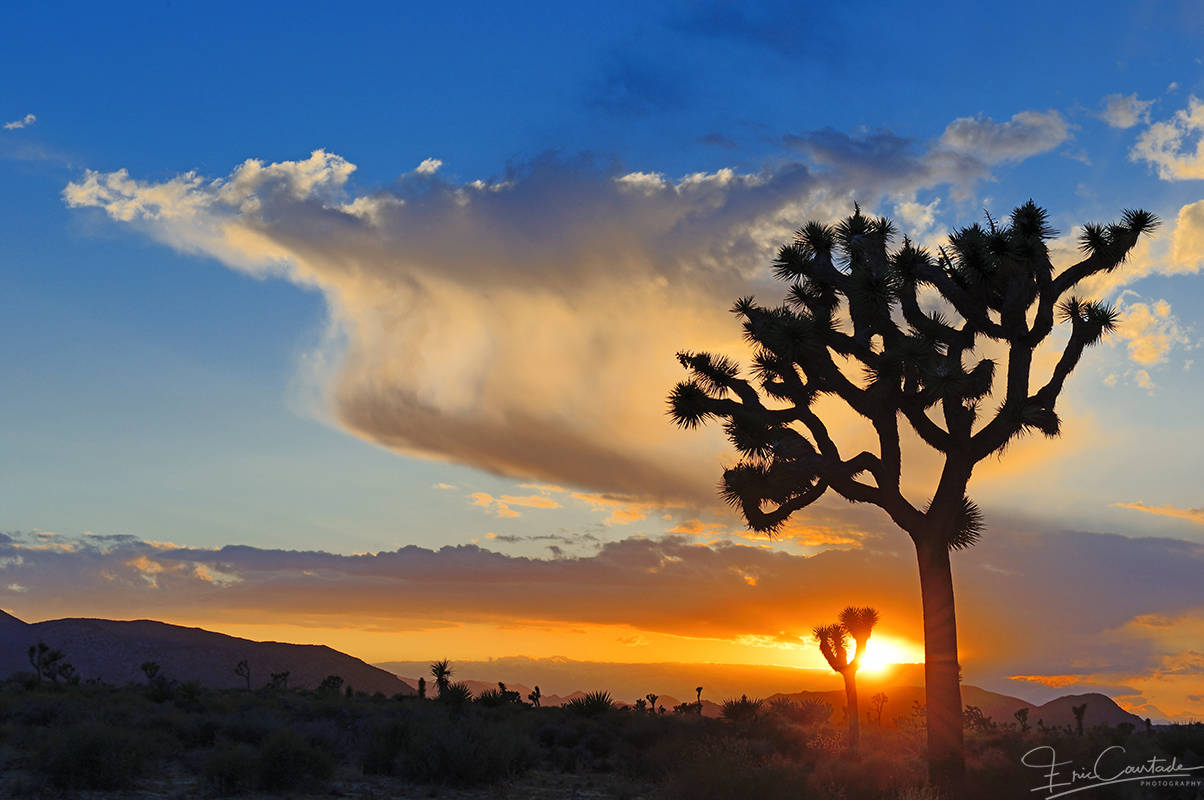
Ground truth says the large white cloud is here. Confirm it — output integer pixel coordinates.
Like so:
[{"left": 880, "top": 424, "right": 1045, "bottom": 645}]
[{"left": 62, "top": 112, "right": 1093, "bottom": 506}]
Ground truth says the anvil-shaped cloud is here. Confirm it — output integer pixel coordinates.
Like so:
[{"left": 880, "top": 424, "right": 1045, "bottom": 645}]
[{"left": 61, "top": 110, "right": 1087, "bottom": 507}]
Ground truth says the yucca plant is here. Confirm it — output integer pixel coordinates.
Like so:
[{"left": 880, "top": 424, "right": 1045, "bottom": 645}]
[
  {"left": 720, "top": 694, "right": 764, "bottom": 722},
  {"left": 668, "top": 201, "right": 1158, "bottom": 794},
  {"left": 564, "top": 690, "right": 616, "bottom": 715},
  {"left": 430, "top": 659, "right": 453, "bottom": 697}
]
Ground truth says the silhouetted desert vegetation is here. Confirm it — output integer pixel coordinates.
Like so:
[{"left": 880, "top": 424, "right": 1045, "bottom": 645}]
[{"left": 1, "top": 658, "right": 1201, "bottom": 799}]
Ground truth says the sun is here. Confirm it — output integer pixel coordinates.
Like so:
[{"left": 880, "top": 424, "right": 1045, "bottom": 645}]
[{"left": 857, "top": 635, "right": 924, "bottom": 672}]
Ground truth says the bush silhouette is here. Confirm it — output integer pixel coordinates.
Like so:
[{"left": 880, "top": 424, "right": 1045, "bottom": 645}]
[
  {"left": 257, "top": 728, "right": 334, "bottom": 790},
  {"left": 36, "top": 720, "right": 146, "bottom": 789}
]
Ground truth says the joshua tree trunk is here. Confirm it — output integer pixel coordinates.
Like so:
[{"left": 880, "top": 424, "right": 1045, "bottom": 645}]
[
  {"left": 916, "top": 534, "right": 965, "bottom": 796},
  {"left": 843, "top": 670, "right": 860, "bottom": 752}
]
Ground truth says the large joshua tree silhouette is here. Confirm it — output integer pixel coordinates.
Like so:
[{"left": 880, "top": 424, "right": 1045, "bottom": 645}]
[
  {"left": 815, "top": 606, "right": 879, "bottom": 752},
  {"left": 668, "top": 201, "right": 1158, "bottom": 792}
]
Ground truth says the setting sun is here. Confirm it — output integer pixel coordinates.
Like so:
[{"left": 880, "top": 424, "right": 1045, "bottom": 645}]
[{"left": 859, "top": 636, "right": 925, "bottom": 673}]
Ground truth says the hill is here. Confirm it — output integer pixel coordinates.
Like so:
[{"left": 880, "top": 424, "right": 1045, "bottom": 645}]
[{"left": 0, "top": 610, "right": 415, "bottom": 695}]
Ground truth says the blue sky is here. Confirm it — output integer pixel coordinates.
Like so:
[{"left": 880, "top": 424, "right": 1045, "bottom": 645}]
[{"left": 3, "top": 1, "right": 1204, "bottom": 716}]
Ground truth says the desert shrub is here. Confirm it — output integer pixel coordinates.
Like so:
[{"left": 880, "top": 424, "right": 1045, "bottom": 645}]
[
  {"left": 218, "top": 711, "right": 281, "bottom": 745},
  {"left": 807, "top": 746, "right": 925, "bottom": 800},
  {"left": 257, "top": 727, "right": 334, "bottom": 790},
  {"left": 564, "top": 690, "right": 617, "bottom": 716},
  {"left": 1157, "top": 722, "right": 1204, "bottom": 758},
  {"left": 658, "top": 737, "right": 811, "bottom": 800},
  {"left": 769, "top": 697, "right": 832, "bottom": 726},
  {"left": 437, "top": 680, "right": 474, "bottom": 706},
  {"left": 720, "top": 694, "right": 764, "bottom": 722},
  {"left": 395, "top": 711, "right": 537, "bottom": 785},
  {"left": 362, "top": 719, "right": 409, "bottom": 776},
  {"left": 34, "top": 720, "right": 147, "bottom": 790},
  {"left": 202, "top": 741, "right": 258, "bottom": 794}
]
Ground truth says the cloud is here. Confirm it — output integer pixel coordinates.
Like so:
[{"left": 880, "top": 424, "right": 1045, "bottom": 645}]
[
  {"left": 415, "top": 158, "right": 442, "bottom": 175},
  {"left": 3, "top": 113, "right": 36, "bottom": 130},
  {"left": 1171, "top": 198, "right": 1204, "bottom": 272},
  {"left": 61, "top": 115, "right": 1086, "bottom": 509},
  {"left": 1097, "top": 93, "right": 1154, "bottom": 129},
  {"left": 671, "top": 0, "right": 843, "bottom": 61},
  {"left": 936, "top": 110, "right": 1071, "bottom": 164},
  {"left": 1114, "top": 501, "right": 1204, "bottom": 525},
  {"left": 785, "top": 111, "right": 1070, "bottom": 202},
  {"left": 1112, "top": 293, "right": 1193, "bottom": 367},
  {"left": 697, "top": 132, "right": 738, "bottom": 149},
  {"left": 1131, "top": 96, "right": 1204, "bottom": 180},
  {"left": 470, "top": 492, "right": 560, "bottom": 518},
  {"left": 583, "top": 52, "right": 689, "bottom": 116}
]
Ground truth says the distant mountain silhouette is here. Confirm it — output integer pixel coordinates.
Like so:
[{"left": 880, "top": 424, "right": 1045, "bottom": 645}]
[
  {"left": 766, "top": 687, "right": 1143, "bottom": 729},
  {"left": 0, "top": 610, "right": 415, "bottom": 695}
]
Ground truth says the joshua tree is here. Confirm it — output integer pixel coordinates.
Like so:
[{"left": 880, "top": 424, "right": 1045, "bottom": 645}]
[
  {"left": 871, "top": 692, "right": 889, "bottom": 726},
  {"left": 56, "top": 662, "right": 77, "bottom": 684},
  {"left": 269, "top": 670, "right": 290, "bottom": 690},
  {"left": 645, "top": 692, "right": 659, "bottom": 715},
  {"left": 814, "top": 606, "right": 878, "bottom": 752},
  {"left": 1014, "top": 707, "right": 1031, "bottom": 734},
  {"left": 528, "top": 685, "right": 541, "bottom": 707},
  {"left": 1072, "top": 702, "right": 1088, "bottom": 736},
  {"left": 27, "top": 642, "right": 65, "bottom": 684},
  {"left": 696, "top": 685, "right": 704, "bottom": 711},
  {"left": 430, "top": 659, "right": 453, "bottom": 697},
  {"left": 668, "top": 201, "right": 1158, "bottom": 791},
  {"left": 140, "top": 661, "right": 161, "bottom": 683},
  {"left": 417, "top": 676, "right": 427, "bottom": 699},
  {"left": 318, "top": 674, "right": 344, "bottom": 692},
  {"left": 234, "top": 659, "right": 251, "bottom": 690}
]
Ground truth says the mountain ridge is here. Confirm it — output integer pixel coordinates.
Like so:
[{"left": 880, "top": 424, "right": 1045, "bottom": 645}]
[{"left": 0, "top": 610, "right": 415, "bottom": 695}]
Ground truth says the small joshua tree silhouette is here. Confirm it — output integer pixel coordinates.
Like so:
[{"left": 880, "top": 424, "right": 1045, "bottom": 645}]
[
  {"left": 140, "top": 661, "right": 161, "bottom": 683},
  {"left": 234, "top": 659, "right": 251, "bottom": 690},
  {"left": 696, "top": 685, "right": 703, "bottom": 709},
  {"left": 1014, "top": 707, "right": 1031, "bottom": 733},
  {"left": 27, "top": 642, "right": 65, "bottom": 684},
  {"left": 417, "top": 676, "right": 426, "bottom": 699},
  {"left": 871, "top": 692, "right": 889, "bottom": 726},
  {"left": 814, "top": 606, "right": 879, "bottom": 752},
  {"left": 528, "top": 685, "right": 541, "bottom": 707},
  {"left": 645, "top": 693, "right": 659, "bottom": 715},
  {"left": 269, "top": 670, "right": 290, "bottom": 690},
  {"left": 1072, "top": 703, "right": 1087, "bottom": 736}
]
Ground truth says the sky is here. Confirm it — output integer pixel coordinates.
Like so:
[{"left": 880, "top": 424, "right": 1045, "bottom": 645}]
[{"left": 2, "top": 1, "right": 1204, "bottom": 720}]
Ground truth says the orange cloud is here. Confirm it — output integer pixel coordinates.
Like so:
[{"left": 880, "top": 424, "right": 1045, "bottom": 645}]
[
  {"left": 470, "top": 491, "right": 561, "bottom": 518},
  {"left": 1114, "top": 501, "right": 1204, "bottom": 525},
  {"left": 1007, "top": 674, "right": 1085, "bottom": 688}
]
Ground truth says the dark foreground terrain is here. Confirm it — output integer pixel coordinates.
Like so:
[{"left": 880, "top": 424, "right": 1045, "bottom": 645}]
[{"left": 1, "top": 676, "right": 1201, "bottom": 799}]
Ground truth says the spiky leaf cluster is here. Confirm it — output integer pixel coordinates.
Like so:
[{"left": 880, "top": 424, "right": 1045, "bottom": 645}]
[
  {"left": 838, "top": 606, "right": 880, "bottom": 643},
  {"left": 669, "top": 201, "right": 1158, "bottom": 549},
  {"left": 813, "top": 623, "right": 850, "bottom": 674}
]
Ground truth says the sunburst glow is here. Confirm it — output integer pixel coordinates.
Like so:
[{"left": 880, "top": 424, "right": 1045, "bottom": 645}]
[{"left": 858, "top": 635, "right": 925, "bottom": 672}]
